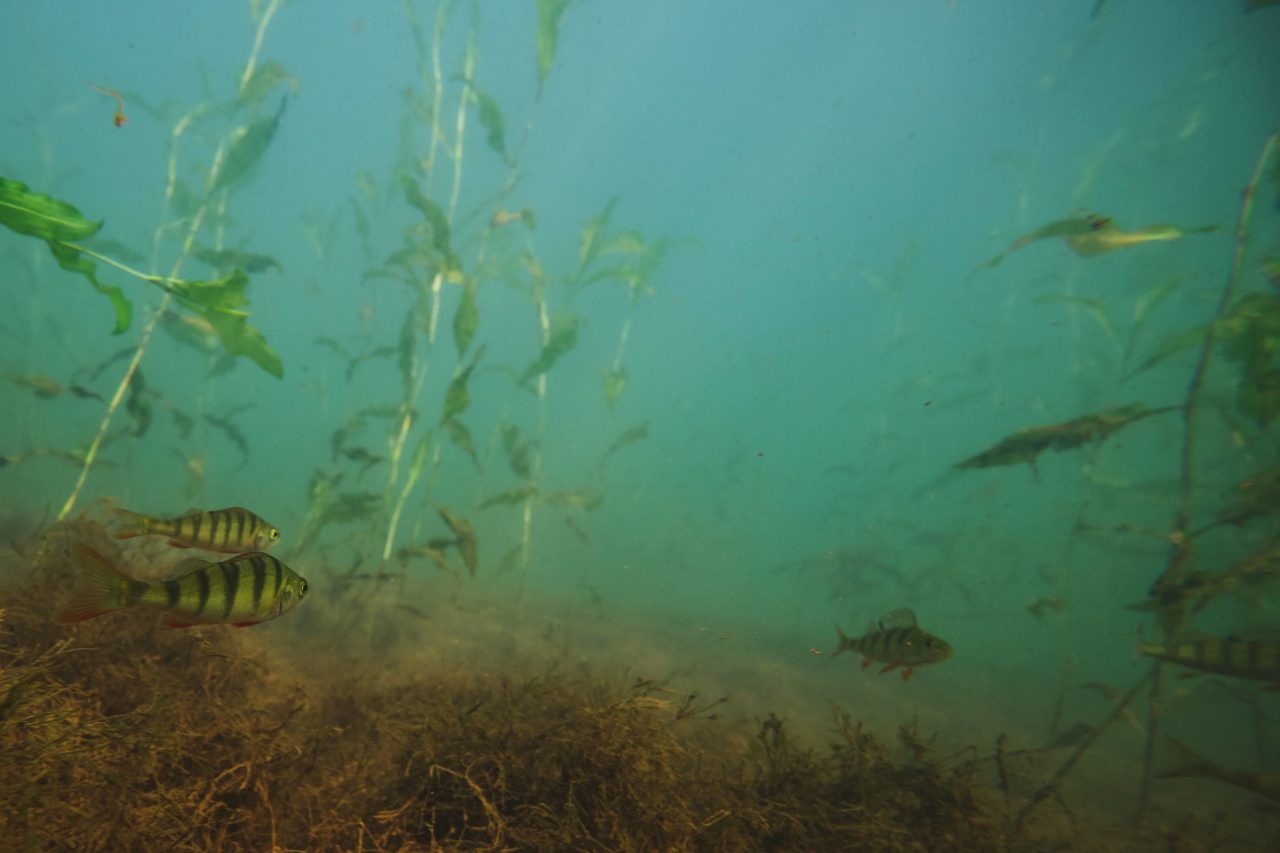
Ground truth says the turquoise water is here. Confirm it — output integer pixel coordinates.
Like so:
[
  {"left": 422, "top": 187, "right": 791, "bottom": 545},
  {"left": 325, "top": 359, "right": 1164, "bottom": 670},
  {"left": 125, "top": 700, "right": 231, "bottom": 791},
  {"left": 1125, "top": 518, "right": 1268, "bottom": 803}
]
[{"left": 3, "top": 1, "right": 1279, "bottom": 847}]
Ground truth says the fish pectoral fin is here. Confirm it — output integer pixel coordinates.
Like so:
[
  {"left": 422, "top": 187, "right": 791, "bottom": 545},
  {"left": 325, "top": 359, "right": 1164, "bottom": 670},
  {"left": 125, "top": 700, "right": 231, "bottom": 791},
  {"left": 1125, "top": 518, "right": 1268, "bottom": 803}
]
[
  {"left": 878, "top": 662, "right": 900, "bottom": 675},
  {"left": 231, "top": 621, "right": 261, "bottom": 628},
  {"left": 165, "top": 556, "right": 214, "bottom": 580}
]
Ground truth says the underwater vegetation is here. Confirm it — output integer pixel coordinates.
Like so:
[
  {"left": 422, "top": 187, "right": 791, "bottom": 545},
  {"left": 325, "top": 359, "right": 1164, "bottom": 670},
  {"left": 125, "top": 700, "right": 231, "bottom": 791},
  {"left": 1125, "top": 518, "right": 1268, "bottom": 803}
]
[{"left": 2, "top": 1, "right": 1280, "bottom": 850}]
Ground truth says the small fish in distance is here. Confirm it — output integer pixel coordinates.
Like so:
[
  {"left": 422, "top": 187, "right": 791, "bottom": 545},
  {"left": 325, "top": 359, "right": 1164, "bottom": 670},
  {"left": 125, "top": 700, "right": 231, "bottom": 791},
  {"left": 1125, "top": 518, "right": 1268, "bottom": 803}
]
[{"left": 833, "top": 607, "right": 953, "bottom": 681}]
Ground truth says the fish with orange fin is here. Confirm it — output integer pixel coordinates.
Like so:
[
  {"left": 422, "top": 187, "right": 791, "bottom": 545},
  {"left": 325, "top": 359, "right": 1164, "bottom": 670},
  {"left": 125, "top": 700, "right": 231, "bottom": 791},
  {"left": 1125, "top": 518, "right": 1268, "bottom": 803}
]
[
  {"left": 113, "top": 506, "right": 279, "bottom": 553},
  {"left": 977, "top": 212, "right": 1215, "bottom": 270},
  {"left": 832, "top": 608, "right": 953, "bottom": 681},
  {"left": 57, "top": 544, "right": 308, "bottom": 629}
]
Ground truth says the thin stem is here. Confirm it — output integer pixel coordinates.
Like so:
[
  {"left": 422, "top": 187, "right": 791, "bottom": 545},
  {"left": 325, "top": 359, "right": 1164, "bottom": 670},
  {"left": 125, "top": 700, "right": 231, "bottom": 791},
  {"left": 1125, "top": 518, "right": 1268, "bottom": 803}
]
[
  {"left": 57, "top": 5, "right": 289, "bottom": 521},
  {"left": 1155, "top": 128, "right": 1278, "bottom": 594},
  {"left": 238, "top": 0, "right": 286, "bottom": 95}
]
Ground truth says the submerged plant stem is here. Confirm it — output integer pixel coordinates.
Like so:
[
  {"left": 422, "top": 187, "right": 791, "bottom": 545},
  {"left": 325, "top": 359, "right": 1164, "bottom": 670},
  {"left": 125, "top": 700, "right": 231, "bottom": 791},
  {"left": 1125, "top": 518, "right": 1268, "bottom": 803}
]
[{"left": 56, "top": 7, "right": 289, "bottom": 521}]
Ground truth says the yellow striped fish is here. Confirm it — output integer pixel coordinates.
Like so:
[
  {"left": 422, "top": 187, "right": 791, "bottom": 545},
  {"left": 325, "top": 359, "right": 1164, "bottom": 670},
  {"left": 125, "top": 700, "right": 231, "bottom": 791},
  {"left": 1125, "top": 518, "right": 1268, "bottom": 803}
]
[
  {"left": 57, "top": 544, "right": 308, "bottom": 628},
  {"left": 833, "top": 608, "right": 953, "bottom": 681},
  {"left": 113, "top": 506, "right": 279, "bottom": 553},
  {"left": 1138, "top": 632, "right": 1280, "bottom": 684}
]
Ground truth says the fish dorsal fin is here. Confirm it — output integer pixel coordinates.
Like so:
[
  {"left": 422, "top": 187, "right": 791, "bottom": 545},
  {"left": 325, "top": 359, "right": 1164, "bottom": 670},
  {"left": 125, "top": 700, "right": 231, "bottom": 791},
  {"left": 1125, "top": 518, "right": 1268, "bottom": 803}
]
[
  {"left": 878, "top": 608, "right": 918, "bottom": 630},
  {"left": 865, "top": 619, "right": 878, "bottom": 635},
  {"left": 1170, "top": 627, "right": 1216, "bottom": 644},
  {"left": 166, "top": 557, "right": 213, "bottom": 580}
]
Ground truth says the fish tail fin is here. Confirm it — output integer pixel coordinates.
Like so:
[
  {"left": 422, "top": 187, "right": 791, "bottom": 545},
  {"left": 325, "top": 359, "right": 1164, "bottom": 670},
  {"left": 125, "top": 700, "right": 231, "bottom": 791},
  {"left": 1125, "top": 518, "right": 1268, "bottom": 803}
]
[
  {"left": 832, "top": 624, "right": 852, "bottom": 657},
  {"left": 1157, "top": 736, "right": 1212, "bottom": 780},
  {"left": 57, "top": 544, "right": 132, "bottom": 623},
  {"left": 111, "top": 508, "right": 151, "bottom": 541}
]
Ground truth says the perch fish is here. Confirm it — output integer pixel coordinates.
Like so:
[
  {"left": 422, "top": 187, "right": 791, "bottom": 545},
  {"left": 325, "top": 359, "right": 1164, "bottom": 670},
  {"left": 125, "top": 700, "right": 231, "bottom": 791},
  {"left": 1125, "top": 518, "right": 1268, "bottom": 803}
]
[
  {"left": 833, "top": 608, "right": 953, "bottom": 681},
  {"left": 114, "top": 505, "right": 279, "bottom": 553},
  {"left": 58, "top": 544, "right": 308, "bottom": 628}
]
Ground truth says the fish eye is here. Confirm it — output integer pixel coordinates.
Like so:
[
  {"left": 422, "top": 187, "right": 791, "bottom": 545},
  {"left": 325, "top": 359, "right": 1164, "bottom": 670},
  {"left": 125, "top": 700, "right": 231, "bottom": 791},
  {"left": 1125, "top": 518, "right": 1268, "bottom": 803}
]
[
  {"left": 300, "top": 580, "right": 309, "bottom": 595},
  {"left": 924, "top": 637, "right": 934, "bottom": 647},
  {"left": 269, "top": 528, "right": 280, "bottom": 541}
]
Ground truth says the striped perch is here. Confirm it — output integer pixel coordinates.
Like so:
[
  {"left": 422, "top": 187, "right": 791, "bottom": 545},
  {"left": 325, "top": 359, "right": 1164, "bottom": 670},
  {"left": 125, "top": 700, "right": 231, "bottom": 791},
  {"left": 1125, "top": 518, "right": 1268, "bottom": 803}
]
[
  {"left": 58, "top": 544, "right": 308, "bottom": 629},
  {"left": 833, "top": 607, "right": 954, "bottom": 682},
  {"left": 113, "top": 506, "right": 280, "bottom": 553},
  {"left": 1139, "top": 634, "right": 1280, "bottom": 684}
]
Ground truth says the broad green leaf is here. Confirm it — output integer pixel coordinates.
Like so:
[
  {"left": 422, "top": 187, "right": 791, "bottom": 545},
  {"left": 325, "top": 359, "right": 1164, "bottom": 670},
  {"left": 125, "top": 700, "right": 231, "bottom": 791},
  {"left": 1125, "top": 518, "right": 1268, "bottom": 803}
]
[
  {"left": 125, "top": 368, "right": 152, "bottom": 437},
  {"left": 443, "top": 417, "right": 479, "bottom": 466},
  {"left": 0, "top": 177, "right": 101, "bottom": 242},
  {"left": 212, "top": 96, "right": 288, "bottom": 194},
  {"left": 47, "top": 241, "right": 132, "bottom": 334},
  {"left": 236, "top": 60, "right": 297, "bottom": 110},
  {"left": 1035, "top": 293, "right": 1116, "bottom": 343},
  {"left": 479, "top": 485, "right": 538, "bottom": 509},
  {"left": 1130, "top": 326, "right": 1206, "bottom": 376},
  {"left": 442, "top": 363, "right": 475, "bottom": 423},
  {"left": 1238, "top": 368, "right": 1280, "bottom": 428},
  {"left": 463, "top": 81, "right": 506, "bottom": 157},
  {"left": 577, "top": 196, "right": 618, "bottom": 275},
  {"left": 453, "top": 278, "right": 479, "bottom": 357},
  {"left": 200, "top": 308, "right": 284, "bottom": 378},
  {"left": 192, "top": 245, "right": 282, "bottom": 273},
  {"left": 603, "top": 366, "right": 627, "bottom": 407},
  {"left": 166, "top": 269, "right": 251, "bottom": 317},
  {"left": 536, "top": 0, "right": 572, "bottom": 85},
  {"left": 521, "top": 314, "right": 582, "bottom": 384},
  {"left": 401, "top": 177, "right": 453, "bottom": 258}
]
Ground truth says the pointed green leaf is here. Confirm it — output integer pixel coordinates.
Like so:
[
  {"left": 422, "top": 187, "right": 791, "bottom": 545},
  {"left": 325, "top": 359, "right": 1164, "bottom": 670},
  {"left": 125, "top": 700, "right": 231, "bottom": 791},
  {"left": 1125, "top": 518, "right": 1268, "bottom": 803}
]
[
  {"left": 1035, "top": 293, "right": 1117, "bottom": 343},
  {"left": 443, "top": 417, "right": 479, "bottom": 466},
  {"left": 192, "top": 245, "right": 282, "bottom": 273},
  {"left": 479, "top": 485, "right": 538, "bottom": 509},
  {"left": 1129, "top": 325, "right": 1207, "bottom": 376},
  {"left": 199, "top": 308, "right": 283, "bottom": 378},
  {"left": 166, "top": 269, "right": 250, "bottom": 316},
  {"left": 474, "top": 87, "right": 506, "bottom": 157},
  {"left": 46, "top": 241, "right": 132, "bottom": 334},
  {"left": 212, "top": 96, "right": 288, "bottom": 194},
  {"left": 577, "top": 196, "right": 618, "bottom": 275},
  {"left": 236, "top": 60, "right": 297, "bottom": 110},
  {"left": 536, "top": 0, "right": 572, "bottom": 84},
  {"left": 0, "top": 177, "right": 101, "bottom": 242},
  {"left": 442, "top": 363, "right": 475, "bottom": 423},
  {"left": 521, "top": 314, "right": 582, "bottom": 384},
  {"left": 453, "top": 278, "right": 479, "bottom": 357}
]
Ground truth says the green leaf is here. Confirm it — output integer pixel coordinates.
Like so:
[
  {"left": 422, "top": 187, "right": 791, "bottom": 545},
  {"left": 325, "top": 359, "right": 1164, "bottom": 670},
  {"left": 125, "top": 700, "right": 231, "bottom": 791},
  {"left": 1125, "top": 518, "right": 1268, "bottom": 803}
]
[
  {"left": 47, "top": 241, "right": 132, "bottom": 334},
  {"left": 463, "top": 81, "right": 507, "bottom": 157},
  {"left": 1130, "top": 326, "right": 1206, "bottom": 376},
  {"left": 1035, "top": 292, "right": 1117, "bottom": 343},
  {"left": 402, "top": 177, "right": 453, "bottom": 257},
  {"left": 577, "top": 196, "right": 618, "bottom": 277},
  {"left": 453, "top": 280, "right": 479, "bottom": 359},
  {"left": 443, "top": 416, "right": 479, "bottom": 466},
  {"left": 192, "top": 245, "right": 282, "bottom": 273},
  {"left": 199, "top": 308, "right": 283, "bottom": 378},
  {"left": 521, "top": 314, "right": 582, "bottom": 385},
  {"left": 236, "top": 60, "right": 297, "bottom": 110},
  {"left": 479, "top": 485, "right": 538, "bottom": 509},
  {"left": 1238, "top": 368, "right": 1280, "bottom": 428},
  {"left": 536, "top": 0, "right": 572, "bottom": 85},
  {"left": 0, "top": 177, "right": 102, "bottom": 242},
  {"left": 212, "top": 97, "right": 288, "bottom": 194},
  {"left": 442, "top": 363, "right": 475, "bottom": 423},
  {"left": 166, "top": 269, "right": 251, "bottom": 317},
  {"left": 603, "top": 366, "right": 627, "bottom": 407}
]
